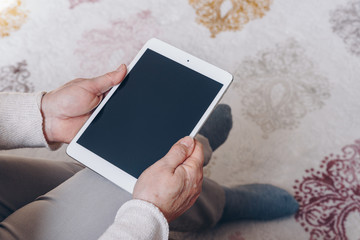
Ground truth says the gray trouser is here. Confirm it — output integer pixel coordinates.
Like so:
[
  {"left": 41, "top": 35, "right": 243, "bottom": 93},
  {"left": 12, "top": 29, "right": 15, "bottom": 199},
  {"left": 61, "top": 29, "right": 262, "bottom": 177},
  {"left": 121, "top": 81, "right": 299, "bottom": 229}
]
[{"left": 0, "top": 136, "right": 225, "bottom": 240}]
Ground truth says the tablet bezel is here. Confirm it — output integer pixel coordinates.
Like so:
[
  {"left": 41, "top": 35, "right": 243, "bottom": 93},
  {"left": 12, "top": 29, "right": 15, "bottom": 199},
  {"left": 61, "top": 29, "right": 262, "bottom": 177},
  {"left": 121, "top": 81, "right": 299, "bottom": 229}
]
[{"left": 67, "top": 38, "right": 233, "bottom": 193}]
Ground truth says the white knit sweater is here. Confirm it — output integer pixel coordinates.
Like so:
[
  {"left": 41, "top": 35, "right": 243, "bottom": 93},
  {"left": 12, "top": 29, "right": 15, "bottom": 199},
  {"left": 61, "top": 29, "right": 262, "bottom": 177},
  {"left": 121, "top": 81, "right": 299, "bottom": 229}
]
[{"left": 0, "top": 92, "right": 169, "bottom": 240}]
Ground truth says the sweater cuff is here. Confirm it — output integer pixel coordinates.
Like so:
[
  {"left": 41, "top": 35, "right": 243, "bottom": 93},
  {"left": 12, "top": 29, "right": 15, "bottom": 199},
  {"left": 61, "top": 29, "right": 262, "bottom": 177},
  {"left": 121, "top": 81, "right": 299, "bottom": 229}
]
[
  {"left": 0, "top": 92, "right": 61, "bottom": 150},
  {"left": 99, "top": 199, "right": 169, "bottom": 240},
  {"left": 36, "top": 92, "right": 62, "bottom": 150}
]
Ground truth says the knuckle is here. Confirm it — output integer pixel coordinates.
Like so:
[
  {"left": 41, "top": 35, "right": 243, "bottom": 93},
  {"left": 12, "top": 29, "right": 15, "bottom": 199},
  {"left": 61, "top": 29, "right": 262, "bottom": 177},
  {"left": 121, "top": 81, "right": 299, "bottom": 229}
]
[
  {"left": 196, "top": 184, "right": 202, "bottom": 193},
  {"left": 197, "top": 190, "right": 202, "bottom": 199},
  {"left": 193, "top": 158, "right": 203, "bottom": 170},
  {"left": 196, "top": 180, "right": 203, "bottom": 191},
  {"left": 198, "top": 174, "right": 203, "bottom": 183},
  {"left": 172, "top": 144, "right": 187, "bottom": 158}
]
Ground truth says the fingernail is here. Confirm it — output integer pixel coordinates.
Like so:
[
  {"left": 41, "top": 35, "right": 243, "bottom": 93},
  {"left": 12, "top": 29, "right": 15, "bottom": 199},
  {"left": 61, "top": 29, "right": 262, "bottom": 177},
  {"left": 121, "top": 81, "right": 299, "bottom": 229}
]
[
  {"left": 180, "top": 136, "right": 193, "bottom": 148},
  {"left": 116, "top": 64, "right": 125, "bottom": 72}
]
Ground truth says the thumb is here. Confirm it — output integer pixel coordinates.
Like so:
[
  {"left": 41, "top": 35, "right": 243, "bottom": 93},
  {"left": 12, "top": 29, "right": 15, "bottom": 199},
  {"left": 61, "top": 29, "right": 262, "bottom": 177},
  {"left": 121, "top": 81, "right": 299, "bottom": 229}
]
[
  {"left": 161, "top": 136, "right": 195, "bottom": 170},
  {"left": 86, "top": 64, "right": 127, "bottom": 95}
]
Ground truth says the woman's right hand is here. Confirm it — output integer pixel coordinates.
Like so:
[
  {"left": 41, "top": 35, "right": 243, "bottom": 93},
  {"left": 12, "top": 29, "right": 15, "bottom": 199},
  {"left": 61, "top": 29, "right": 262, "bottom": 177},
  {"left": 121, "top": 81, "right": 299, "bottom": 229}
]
[{"left": 133, "top": 136, "right": 204, "bottom": 222}]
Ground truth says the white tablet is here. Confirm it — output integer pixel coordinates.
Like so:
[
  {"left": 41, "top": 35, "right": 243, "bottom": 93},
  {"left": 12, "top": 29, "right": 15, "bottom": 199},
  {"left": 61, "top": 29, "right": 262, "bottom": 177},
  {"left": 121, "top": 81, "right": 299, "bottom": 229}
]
[{"left": 67, "top": 38, "right": 232, "bottom": 193}]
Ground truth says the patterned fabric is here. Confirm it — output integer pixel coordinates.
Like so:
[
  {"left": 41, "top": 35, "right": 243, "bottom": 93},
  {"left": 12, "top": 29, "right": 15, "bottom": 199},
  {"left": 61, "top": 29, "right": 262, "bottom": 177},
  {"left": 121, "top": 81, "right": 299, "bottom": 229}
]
[
  {"left": 1, "top": 0, "right": 360, "bottom": 239},
  {"left": 234, "top": 39, "right": 330, "bottom": 138},
  {"left": 294, "top": 140, "right": 360, "bottom": 239},
  {"left": 0, "top": 0, "right": 27, "bottom": 37},
  {"left": 75, "top": 10, "right": 159, "bottom": 76},
  {"left": 189, "top": 0, "right": 272, "bottom": 37},
  {"left": 0, "top": 61, "right": 33, "bottom": 92},
  {"left": 330, "top": 0, "right": 360, "bottom": 56}
]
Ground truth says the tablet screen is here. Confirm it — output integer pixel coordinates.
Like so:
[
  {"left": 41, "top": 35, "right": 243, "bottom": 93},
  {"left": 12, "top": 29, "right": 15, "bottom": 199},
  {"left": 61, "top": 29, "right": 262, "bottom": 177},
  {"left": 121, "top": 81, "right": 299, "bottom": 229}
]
[{"left": 77, "top": 49, "right": 223, "bottom": 178}]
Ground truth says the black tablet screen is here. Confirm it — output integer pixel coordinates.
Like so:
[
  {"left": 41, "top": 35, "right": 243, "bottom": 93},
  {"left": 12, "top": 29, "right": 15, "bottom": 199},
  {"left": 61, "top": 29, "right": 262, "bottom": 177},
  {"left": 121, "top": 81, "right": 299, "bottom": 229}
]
[{"left": 77, "top": 49, "right": 223, "bottom": 178}]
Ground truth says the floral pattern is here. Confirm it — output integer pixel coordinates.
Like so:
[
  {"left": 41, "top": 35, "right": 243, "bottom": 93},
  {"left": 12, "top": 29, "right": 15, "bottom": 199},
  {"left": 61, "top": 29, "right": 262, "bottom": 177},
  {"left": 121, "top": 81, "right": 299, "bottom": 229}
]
[
  {"left": 0, "top": 0, "right": 27, "bottom": 37},
  {"left": 189, "top": 0, "right": 272, "bottom": 37},
  {"left": 75, "top": 10, "right": 159, "bottom": 76},
  {"left": 330, "top": 0, "right": 360, "bottom": 56},
  {"left": 294, "top": 140, "right": 360, "bottom": 239},
  {"left": 0, "top": 1, "right": 359, "bottom": 239},
  {"left": 0, "top": 60, "right": 33, "bottom": 92},
  {"left": 234, "top": 39, "right": 330, "bottom": 138}
]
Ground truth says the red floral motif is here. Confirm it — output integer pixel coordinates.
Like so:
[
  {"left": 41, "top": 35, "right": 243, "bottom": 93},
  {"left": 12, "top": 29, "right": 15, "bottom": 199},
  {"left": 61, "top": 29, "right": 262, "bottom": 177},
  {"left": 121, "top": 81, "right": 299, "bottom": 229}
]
[
  {"left": 69, "top": 0, "right": 101, "bottom": 9},
  {"left": 75, "top": 10, "right": 159, "bottom": 76},
  {"left": 294, "top": 140, "right": 360, "bottom": 239}
]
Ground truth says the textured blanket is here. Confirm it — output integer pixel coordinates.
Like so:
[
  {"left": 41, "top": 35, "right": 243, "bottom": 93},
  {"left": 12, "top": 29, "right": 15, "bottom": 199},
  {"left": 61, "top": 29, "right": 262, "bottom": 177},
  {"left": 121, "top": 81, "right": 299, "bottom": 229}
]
[{"left": 1, "top": 0, "right": 360, "bottom": 239}]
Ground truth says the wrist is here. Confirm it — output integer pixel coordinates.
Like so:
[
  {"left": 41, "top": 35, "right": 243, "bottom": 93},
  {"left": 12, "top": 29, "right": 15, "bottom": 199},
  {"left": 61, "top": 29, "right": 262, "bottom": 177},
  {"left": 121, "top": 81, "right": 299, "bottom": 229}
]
[{"left": 40, "top": 92, "right": 55, "bottom": 143}]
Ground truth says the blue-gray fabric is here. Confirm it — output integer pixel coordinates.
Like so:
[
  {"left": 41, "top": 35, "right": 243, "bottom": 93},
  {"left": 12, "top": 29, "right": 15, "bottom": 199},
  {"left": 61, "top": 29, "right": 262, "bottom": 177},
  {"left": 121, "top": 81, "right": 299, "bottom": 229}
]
[
  {"left": 221, "top": 184, "right": 299, "bottom": 222},
  {"left": 198, "top": 104, "right": 233, "bottom": 151}
]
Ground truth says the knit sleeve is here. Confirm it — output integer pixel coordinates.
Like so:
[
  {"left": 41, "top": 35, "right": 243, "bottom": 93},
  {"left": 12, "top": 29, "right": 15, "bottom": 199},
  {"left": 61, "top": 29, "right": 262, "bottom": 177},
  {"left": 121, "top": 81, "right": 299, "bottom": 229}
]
[
  {"left": 0, "top": 92, "right": 61, "bottom": 150},
  {"left": 99, "top": 199, "right": 169, "bottom": 240}
]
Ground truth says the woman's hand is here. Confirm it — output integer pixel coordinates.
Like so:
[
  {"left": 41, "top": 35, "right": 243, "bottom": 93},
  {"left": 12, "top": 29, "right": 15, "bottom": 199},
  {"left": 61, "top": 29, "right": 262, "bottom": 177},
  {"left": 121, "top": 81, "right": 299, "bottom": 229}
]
[
  {"left": 41, "top": 65, "right": 204, "bottom": 223},
  {"left": 133, "top": 136, "right": 204, "bottom": 222},
  {"left": 41, "top": 65, "right": 127, "bottom": 143}
]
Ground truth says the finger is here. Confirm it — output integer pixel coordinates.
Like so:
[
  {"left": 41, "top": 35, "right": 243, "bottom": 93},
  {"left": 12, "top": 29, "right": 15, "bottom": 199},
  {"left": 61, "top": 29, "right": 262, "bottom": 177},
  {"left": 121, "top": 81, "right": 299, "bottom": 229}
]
[
  {"left": 161, "top": 136, "right": 195, "bottom": 170},
  {"left": 182, "top": 140, "right": 204, "bottom": 171},
  {"left": 86, "top": 64, "right": 127, "bottom": 95}
]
